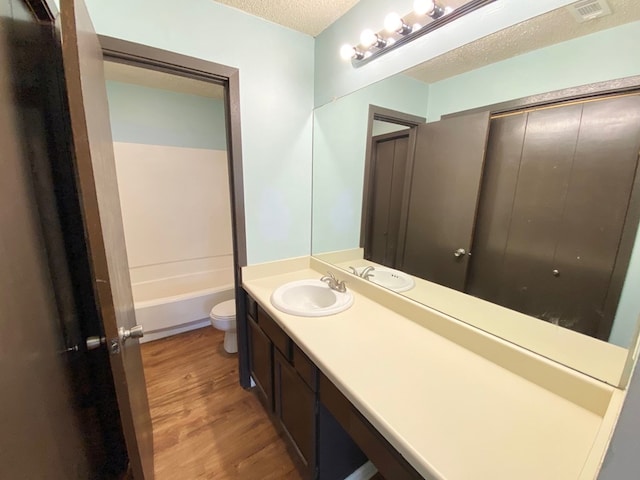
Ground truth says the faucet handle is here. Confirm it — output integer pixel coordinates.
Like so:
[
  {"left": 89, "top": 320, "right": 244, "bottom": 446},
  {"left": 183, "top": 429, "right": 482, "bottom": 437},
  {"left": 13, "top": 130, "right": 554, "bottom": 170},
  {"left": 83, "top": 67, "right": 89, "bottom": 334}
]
[
  {"left": 348, "top": 266, "right": 358, "bottom": 275},
  {"left": 320, "top": 271, "right": 336, "bottom": 283}
]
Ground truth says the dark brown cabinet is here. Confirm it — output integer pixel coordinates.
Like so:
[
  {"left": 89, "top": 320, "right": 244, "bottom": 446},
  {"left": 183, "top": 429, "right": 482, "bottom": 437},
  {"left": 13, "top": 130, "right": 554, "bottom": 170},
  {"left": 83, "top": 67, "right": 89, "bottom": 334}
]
[
  {"left": 246, "top": 295, "right": 317, "bottom": 478},
  {"left": 248, "top": 315, "right": 273, "bottom": 409},
  {"left": 274, "top": 349, "right": 316, "bottom": 473},
  {"left": 243, "top": 290, "right": 424, "bottom": 480}
]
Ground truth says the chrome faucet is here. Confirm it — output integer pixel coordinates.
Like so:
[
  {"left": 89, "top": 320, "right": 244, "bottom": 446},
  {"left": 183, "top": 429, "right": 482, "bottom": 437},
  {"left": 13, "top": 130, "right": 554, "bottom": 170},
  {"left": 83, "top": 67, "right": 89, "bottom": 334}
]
[
  {"left": 348, "top": 265, "right": 376, "bottom": 280},
  {"left": 320, "top": 272, "right": 347, "bottom": 293},
  {"left": 359, "top": 266, "right": 375, "bottom": 280}
]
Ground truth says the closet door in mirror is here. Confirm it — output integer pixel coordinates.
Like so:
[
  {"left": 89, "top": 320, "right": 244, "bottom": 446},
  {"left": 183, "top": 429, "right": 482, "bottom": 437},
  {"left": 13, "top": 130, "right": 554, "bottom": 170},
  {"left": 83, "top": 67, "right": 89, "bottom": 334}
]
[
  {"left": 367, "top": 132, "right": 410, "bottom": 268},
  {"left": 400, "top": 111, "right": 490, "bottom": 290}
]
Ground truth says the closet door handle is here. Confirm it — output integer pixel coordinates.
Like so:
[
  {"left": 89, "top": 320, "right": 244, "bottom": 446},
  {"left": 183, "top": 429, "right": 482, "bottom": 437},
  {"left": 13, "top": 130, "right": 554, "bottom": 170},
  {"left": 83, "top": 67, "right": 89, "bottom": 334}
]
[{"left": 454, "top": 248, "right": 466, "bottom": 258}]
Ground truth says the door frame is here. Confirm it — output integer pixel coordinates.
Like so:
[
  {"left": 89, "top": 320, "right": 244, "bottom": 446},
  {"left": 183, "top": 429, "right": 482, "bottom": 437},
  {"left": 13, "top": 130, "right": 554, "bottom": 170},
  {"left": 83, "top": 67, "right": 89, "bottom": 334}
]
[
  {"left": 360, "top": 105, "right": 425, "bottom": 260},
  {"left": 98, "top": 36, "right": 251, "bottom": 386},
  {"left": 444, "top": 75, "right": 640, "bottom": 341}
]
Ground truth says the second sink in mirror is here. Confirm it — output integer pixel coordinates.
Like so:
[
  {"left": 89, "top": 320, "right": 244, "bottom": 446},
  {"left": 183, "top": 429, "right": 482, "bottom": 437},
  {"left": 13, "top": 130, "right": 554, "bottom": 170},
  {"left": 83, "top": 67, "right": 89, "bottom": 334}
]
[{"left": 349, "top": 265, "right": 415, "bottom": 293}]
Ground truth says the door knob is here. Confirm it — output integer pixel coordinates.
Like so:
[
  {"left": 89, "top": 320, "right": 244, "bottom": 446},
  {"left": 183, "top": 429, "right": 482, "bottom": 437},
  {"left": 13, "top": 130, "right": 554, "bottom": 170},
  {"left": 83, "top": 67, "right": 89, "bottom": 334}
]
[
  {"left": 454, "top": 248, "right": 467, "bottom": 258},
  {"left": 552, "top": 269, "right": 560, "bottom": 277},
  {"left": 118, "top": 325, "right": 144, "bottom": 343}
]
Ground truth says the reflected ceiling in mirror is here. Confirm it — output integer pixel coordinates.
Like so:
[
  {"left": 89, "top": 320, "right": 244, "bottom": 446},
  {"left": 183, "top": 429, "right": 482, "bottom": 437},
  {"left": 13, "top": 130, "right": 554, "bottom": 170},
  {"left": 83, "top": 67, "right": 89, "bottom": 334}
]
[{"left": 311, "top": 2, "right": 640, "bottom": 385}]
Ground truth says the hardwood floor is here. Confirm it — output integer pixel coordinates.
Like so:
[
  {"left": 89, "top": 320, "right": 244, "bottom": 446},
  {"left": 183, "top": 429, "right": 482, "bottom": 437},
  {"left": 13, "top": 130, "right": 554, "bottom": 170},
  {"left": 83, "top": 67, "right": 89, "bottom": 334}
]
[{"left": 140, "top": 327, "right": 305, "bottom": 480}]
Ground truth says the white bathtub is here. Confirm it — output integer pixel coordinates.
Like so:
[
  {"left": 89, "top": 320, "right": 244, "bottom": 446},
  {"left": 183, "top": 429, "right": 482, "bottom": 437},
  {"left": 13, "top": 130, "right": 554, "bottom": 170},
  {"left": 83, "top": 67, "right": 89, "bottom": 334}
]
[{"left": 132, "top": 269, "right": 235, "bottom": 343}]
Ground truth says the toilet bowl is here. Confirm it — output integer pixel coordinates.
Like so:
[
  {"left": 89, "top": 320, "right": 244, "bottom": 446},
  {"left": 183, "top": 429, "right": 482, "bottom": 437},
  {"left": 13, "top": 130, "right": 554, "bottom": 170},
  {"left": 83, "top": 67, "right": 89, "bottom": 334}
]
[{"left": 209, "top": 299, "right": 237, "bottom": 353}]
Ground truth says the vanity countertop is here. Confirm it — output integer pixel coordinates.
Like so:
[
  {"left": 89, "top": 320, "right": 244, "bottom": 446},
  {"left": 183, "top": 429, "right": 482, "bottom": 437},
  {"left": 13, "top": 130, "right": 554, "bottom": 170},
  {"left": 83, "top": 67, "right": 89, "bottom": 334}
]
[{"left": 242, "top": 258, "right": 624, "bottom": 480}]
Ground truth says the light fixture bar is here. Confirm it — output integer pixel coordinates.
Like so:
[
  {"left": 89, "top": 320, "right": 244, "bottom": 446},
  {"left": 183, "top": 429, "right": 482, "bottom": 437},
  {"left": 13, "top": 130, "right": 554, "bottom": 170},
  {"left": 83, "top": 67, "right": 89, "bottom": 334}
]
[{"left": 347, "top": 0, "right": 497, "bottom": 68}]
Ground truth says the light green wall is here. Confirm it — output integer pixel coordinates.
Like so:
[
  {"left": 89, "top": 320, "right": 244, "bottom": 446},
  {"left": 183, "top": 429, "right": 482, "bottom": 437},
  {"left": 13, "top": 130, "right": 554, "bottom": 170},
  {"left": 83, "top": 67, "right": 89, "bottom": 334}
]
[
  {"left": 312, "top": 74, "right": 429, "bottom": 254},
  {"left": 313, "top": 0, "right": 578, "bottom": 107},
  {"left": 86, "top": 0, "right": 314, "bottom": 265},
  {"left": 428, "top": 21, "right": 640, "bottom": 119},
  {"left": 105, "top": 81, "right": 227, "bottom": 150}
]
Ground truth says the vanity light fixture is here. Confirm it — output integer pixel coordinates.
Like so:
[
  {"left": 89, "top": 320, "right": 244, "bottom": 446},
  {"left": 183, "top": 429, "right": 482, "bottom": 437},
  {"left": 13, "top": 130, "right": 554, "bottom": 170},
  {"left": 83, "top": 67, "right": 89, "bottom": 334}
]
[{"left": 340, "top": 0, "right": 497, "bottom": 67}]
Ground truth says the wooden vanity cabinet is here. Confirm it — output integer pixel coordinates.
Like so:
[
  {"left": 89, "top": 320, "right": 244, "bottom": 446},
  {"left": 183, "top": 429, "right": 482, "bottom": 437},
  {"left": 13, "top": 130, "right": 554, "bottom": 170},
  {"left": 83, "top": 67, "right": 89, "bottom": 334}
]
[
  {"left": 244, "top": 292, "right": 419, "bottom": 480},
  {"left": 246, "top": 295, "right": 316, "bottom": 478}
]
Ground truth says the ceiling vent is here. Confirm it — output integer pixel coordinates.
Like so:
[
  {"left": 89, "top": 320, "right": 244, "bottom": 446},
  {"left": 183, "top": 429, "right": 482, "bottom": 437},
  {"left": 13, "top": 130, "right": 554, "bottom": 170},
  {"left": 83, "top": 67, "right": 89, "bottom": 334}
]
[{"left": 567, "top": 0, "right": 612, "bottom": 23}]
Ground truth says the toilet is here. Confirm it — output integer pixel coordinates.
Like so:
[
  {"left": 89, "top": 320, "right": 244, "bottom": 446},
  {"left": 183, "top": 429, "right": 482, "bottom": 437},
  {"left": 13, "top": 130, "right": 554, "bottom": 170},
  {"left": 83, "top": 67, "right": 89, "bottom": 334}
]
[{"left": 209, "top": 299, "right": 237, "bottom": 353}]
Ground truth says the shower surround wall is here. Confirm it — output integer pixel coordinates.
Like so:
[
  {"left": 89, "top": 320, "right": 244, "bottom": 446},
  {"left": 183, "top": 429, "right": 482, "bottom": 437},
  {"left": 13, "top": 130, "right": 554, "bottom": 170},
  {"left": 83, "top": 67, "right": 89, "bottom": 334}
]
[{"left": 106, "top": 80, "right": 233, "bottom": 340}]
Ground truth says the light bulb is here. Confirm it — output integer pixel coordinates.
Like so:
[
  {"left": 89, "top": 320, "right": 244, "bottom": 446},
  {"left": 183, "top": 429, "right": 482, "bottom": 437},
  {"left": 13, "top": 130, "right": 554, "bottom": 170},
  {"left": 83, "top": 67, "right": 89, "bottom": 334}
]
[
  {"left": 413, "top": 0, "right": 435, "bottom": 15},
  {"left": 339, "top": 44, "right": 364, "bottom": 61},
  {"left": 360, "top": 29, "right": 378, "bottom": 48},
  {"left": 384, "top": 12, "right": 412, "bottom": 35},
  {"left": 444, "top": 6, "right": 454, "bottom": 14},
  {"left": 340, "top": 44, "right": 355, "bottom": 60},
  {"left": 384, "top": 12, "right": 402, "bottom": 33}
]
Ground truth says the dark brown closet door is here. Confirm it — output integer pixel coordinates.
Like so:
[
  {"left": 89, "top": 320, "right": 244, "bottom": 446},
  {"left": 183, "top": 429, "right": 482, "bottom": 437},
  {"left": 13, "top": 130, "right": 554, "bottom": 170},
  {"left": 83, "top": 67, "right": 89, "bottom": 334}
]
[
  {"left": 464, "top": 113, "right": 528, "bottom": 302},
  {"left": 548, "top": 96, "right": 640, "bottom": 337},
  {"left": 400, "top": 111, "right": 490, "bottom": 290},
  {"left": 366, "top": 133, "right": 409, "bottom": 267},
  {"left": 468, "top": 95, "right": 640, "bottom": 338},
  {"left": 470, "top": 104, "right": 584, "bottom": 314}
]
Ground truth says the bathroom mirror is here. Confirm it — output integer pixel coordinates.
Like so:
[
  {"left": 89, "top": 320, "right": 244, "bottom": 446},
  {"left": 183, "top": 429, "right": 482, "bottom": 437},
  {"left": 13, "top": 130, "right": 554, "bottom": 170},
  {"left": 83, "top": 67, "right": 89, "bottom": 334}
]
[{"left": 312, "top": 2, "right": 640, "bottom": 386}]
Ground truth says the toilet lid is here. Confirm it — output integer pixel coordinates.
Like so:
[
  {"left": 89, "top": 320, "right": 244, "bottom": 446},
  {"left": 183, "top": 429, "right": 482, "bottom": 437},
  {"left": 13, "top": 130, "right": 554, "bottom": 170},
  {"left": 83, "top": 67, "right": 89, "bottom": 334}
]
[{"left": 210, "top": 299, "right": 236, "bottom": 320}]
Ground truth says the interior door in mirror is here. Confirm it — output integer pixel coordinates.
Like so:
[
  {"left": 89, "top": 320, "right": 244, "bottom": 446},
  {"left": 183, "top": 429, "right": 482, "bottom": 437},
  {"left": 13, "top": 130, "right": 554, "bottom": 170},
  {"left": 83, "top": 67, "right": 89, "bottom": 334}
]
[{"left": 399, "top": 111, "right": 490, "bottom": 290}]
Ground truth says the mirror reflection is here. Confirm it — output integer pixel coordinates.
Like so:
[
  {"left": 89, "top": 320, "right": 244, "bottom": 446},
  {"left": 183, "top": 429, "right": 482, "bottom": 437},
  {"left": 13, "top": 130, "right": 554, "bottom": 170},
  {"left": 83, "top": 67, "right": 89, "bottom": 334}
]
[{"left": 312, "top": 3, "right": 640, "bottom": 373}]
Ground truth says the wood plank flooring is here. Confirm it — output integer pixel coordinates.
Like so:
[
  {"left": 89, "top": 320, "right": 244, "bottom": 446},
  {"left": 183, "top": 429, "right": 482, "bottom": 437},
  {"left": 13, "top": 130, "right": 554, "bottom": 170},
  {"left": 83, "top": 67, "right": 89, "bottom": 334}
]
[{"left": 140, "top": 327, "right": 305, "bottom": 480}]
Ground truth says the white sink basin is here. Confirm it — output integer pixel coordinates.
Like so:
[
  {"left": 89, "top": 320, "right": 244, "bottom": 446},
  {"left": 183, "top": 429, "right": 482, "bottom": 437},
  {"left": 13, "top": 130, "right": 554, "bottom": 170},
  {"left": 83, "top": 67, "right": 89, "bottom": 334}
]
[
  {"left": 353, "top": 266, "right": 415, "bottom": 293},
  {"left": 270, "top": 279, "right": 354, "bottom": 317}
]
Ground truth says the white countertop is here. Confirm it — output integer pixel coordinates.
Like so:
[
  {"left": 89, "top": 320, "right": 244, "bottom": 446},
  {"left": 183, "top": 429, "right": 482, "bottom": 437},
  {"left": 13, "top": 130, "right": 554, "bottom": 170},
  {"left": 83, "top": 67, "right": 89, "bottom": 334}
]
[{"left": 242, "top": 259, "right": 624, "bottom": 480}]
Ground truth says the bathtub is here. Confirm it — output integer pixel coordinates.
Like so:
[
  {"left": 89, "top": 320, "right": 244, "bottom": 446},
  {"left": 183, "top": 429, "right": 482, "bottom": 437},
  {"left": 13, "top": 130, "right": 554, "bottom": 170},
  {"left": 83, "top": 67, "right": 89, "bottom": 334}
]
[{"left": 132, "top": 269, "right": 235, "bottom": 343}]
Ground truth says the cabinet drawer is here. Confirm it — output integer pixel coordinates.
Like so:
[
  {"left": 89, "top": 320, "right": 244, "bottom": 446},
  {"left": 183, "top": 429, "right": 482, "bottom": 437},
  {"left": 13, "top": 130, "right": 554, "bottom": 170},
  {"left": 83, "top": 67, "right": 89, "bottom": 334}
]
[
  {"left": 293, "top": 345, "right": 317, "bottom": 392},
  {"left": 245, "top": 292, "right": 257, "bottom": 322},
  {"left": 257, "top": 305, "right": 291, "bottom": 360},
  {"left": 319, "top": 374, "right": 423, "bottom": 480}
]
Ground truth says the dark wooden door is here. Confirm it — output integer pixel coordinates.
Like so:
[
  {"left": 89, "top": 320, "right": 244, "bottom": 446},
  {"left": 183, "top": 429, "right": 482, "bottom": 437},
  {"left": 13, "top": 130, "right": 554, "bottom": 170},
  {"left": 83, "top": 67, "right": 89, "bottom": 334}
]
[
  {"left": 467, "top": 96, "right": 640, "bottom": 337},
  {"left": 0, "top": 0, "right": 91, "bottom": 477},
  {"left": 367, "top": 133, "right": 410, "bottom": 267},
  {"left": 59, "top": 0, "right": 154, "bottom": 477},
  {"left": 400, "top": 111, "right": 490, "bottom": 290}
]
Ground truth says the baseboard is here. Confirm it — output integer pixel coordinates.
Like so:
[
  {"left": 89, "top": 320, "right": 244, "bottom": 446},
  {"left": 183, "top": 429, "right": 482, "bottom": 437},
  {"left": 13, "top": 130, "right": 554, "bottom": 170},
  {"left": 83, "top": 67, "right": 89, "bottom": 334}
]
[
  {"left": 344, "top": 461, "right": 378, "bottom": 480},
  {"left": 140, "top": 318, "right": 210, "bottom": 343}
]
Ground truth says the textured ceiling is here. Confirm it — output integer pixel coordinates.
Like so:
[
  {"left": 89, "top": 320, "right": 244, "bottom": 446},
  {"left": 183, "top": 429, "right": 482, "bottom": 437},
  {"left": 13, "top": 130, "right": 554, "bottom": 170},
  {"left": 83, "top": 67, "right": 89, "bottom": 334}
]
[
  {"left": 214, "top": 0, "right": 360, "bottom": 36},
  {"left": 103, "top": 61, "right": 225, "bottom": 99},
  {"left": 405, "top": 0, "right": 640, "bottom": 84}
]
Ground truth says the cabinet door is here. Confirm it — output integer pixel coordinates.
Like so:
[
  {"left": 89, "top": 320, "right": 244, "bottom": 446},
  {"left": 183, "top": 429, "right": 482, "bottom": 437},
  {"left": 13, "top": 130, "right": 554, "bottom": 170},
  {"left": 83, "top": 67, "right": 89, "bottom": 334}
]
[
  {"left": 248, "top": 317, "right": 273, "bottom": 410},
  {"left": 400, "top": 111, "right": 490, "bottom": 290},
  {"left": 274, "top": 349, "right": 316, "bottom": 476}
]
